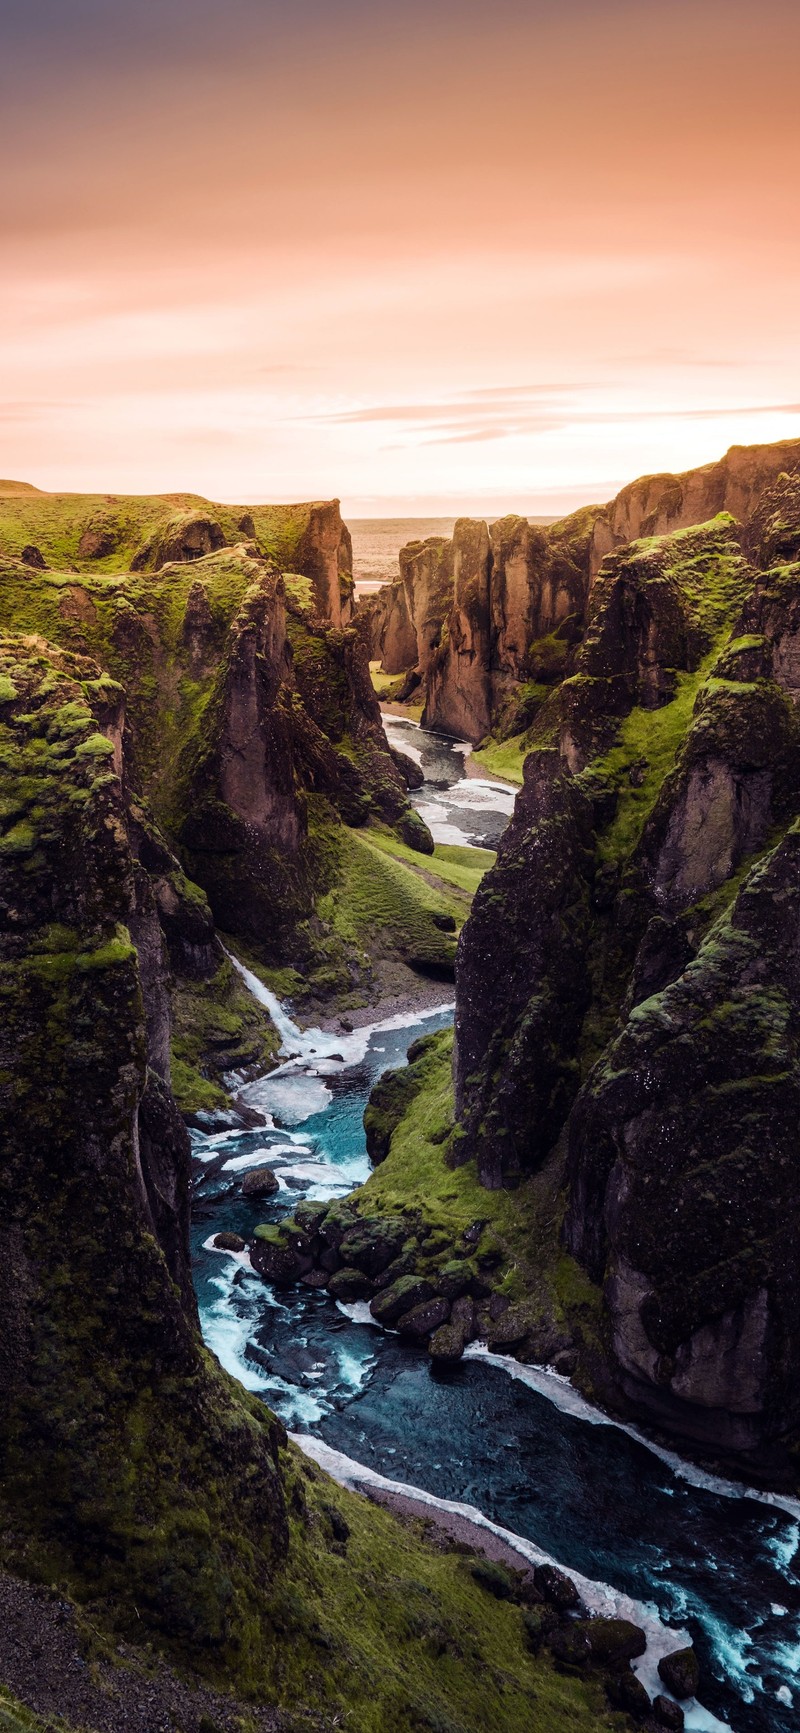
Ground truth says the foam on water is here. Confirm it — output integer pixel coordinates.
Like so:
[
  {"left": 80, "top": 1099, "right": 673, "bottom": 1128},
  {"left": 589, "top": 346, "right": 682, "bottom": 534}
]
[
  {"left": 221, "top": 1143, "right": 310, "bottom": 1172},
  {"left": 290, "top": 1433, "right": 729, "bottom": 1732}
]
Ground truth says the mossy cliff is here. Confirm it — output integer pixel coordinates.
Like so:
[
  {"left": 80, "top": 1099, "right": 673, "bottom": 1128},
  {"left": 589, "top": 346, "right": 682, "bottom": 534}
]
[
  {"left": 0, "top": 487, "right": 354, "bottom": 627},
  {"left": 354, "top": 473, "right": 800, "bottom": 1481},
  {"left": 0, "top": 635, "right": 621, "bottom": 1733},
  {"left": 359, "top": 436, "right": 800, "bottom": 747},
  {"left": 0, "top": 524, "right": 453, "bottom": 1023}
]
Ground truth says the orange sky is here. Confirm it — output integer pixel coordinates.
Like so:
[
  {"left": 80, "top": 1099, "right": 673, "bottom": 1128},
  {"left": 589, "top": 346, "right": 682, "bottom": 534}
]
[{"left": 2, "top": 0, "right": 799, "bottom": 513}]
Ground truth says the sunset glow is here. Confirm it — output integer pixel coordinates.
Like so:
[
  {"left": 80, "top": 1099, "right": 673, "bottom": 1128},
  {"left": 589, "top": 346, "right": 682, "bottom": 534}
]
[{"left": 3, "top": 0, "right": 800, "bottom": 512}]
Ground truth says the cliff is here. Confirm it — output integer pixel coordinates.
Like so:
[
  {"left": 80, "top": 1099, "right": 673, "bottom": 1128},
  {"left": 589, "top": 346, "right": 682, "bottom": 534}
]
[
  {"left": 0, "top": 524, "right": 450, "bottom": 1028},
  {"left": 452, "top": 477, "right": 800, "bottom": 1474},
  {"left": 360, "top": 437, "right": 800, "bottom": 745},
  {"left": 345, "top": 469, "right": 800, "bottom": 1482},
  {"left": 0, "top": 639, "right": 611, "bottom": 1733},
  {"left": 0, "top": 488, "right": 354, "bottom": 626}
]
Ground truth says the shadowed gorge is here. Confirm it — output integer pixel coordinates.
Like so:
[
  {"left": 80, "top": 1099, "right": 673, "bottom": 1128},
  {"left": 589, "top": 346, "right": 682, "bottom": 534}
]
[{"left": 3, "top": 448, "right": 800, "bottom": 1733}]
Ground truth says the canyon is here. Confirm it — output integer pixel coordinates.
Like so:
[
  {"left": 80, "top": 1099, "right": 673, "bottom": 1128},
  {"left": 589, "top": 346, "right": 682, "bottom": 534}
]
[{"left": 2, "top": 445, "right": 800, "bottom": 1731}]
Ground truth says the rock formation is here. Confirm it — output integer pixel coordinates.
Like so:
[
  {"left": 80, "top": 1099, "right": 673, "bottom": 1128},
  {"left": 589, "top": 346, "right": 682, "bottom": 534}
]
[
  {"left": 0, "top": 488, "right": 354, "bottom": 628},
  {"left": 443, "top": 471, "right": 800, "bottom": 1472},
  {"left": 358, "top": 438, "right": 800, "bottom": 744},
  {"left": 0, "top": 635, "right": 289, "bottom": 1648}
]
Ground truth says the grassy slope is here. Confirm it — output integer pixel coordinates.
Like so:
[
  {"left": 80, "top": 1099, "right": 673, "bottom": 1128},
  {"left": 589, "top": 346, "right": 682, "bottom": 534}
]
[
  {"left": 356, "top": 1029, "right": 601, "bottom": 1335},
  {"left": 0, "top": 493, "right": 337, "bottom": 578},
  {"left": 278, "top": 1451, "right": 623, "bottom": 1733},
  {"left": 470, "top": 733, "right": 527, "bottom": 783},
  {"left": 365, "top": 829, "right": 497, "bottom": 896}
]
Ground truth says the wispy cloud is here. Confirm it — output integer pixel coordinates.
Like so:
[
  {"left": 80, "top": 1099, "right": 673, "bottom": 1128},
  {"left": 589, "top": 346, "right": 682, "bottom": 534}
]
[{"left": 305, "top": 388, "right": 800, "bottom": 448}]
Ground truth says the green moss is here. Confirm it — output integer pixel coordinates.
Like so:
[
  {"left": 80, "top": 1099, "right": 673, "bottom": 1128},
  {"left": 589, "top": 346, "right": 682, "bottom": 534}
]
[
  {"left": 273, "top": 1455, "right": 620, "bottom": 1733},
  {"left": 364, "top": 828, "right": 496, "bottom": 897},
  {"left": 357, "top": 1029, "right": 602, "bottom": 1348},
  {"left": 470, "top": 735, "right": 527, "bottom": 783}
]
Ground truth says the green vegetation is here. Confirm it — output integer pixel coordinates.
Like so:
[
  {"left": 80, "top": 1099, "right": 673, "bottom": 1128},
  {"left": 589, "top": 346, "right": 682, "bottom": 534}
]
[
  {"left": 170, "top": 954, "right": 280, "bottom": 1114},
  {"left": 315, "top": 822, "right": 462, "bottom": 982},
  {"left": 0, "top": 489, "right": 330, "bottom": 579},
  {"left": 587, "top": 653, "right": 717, "bottom": 867},
  {"left": 471, "top": 732, "right": 527, "bottom": 782},
  {"left": 364, "top": 827, "right": 496, "bottom": 896},
  {"left": 272, "top": 1453, "right": 623, "bottom": 1733},
  {"left": 358, "top": 1029, "right": 601, "bottom": 1342},
  {"left": 0, "top": 1691, "right": 69, "bottom": 1733},
  {"left": 369, "top": 660, "right": 424, "bottom": 720},
  {"left": 369, "top": 661, "right": 405, "bottom": 699}
]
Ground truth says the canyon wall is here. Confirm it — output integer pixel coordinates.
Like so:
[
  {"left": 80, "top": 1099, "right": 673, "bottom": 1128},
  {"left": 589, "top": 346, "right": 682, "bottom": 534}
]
[
  {"left": 362, "top": 438, "right": 800, "bottom": 743},
  {"left": 450, "top": 472, "right": 800, "bottom": 1474}
]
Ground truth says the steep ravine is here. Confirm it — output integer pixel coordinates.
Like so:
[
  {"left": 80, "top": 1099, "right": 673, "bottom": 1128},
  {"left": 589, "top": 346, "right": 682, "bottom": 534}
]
[{"left": 192, "top": 726, "right": 799, "bottom": 1733}]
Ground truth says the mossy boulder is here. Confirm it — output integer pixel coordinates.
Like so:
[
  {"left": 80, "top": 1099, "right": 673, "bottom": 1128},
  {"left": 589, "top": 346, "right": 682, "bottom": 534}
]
[
  {"left": 370, "top": 1274, "right": 436, "bottom": 1326},
  {"left": 657, "top": 1646, "right": 700, "bottom": 1700}
]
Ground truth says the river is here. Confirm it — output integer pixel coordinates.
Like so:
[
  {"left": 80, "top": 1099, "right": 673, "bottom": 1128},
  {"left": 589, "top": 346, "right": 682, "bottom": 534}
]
[{"left": 190, "top": 720, "right": 799, "bottom": 1733}]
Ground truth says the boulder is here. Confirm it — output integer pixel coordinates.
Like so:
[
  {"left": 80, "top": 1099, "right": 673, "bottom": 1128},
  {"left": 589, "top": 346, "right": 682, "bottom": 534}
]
[
  {"left": 338, "top": 1217, "right": 406, "bottom": 1278},
  {"left": 652, "top": 1697, "right": 685, "bottom": 1730},
  {"left": 212, "top": 1232, "right": 246, "bottom": 1252},
  {"left": 327, "top": 1267, "right": 373, "bottom": 1302},
  {"left": 370, "top": 1275, "right": 435, "bottom": 1326},
  {"left": 20, "top": 543, "right": 47, "bottom": 568},
  {"left": 549, "top": 1625, "right": 591, "bottom": 1670},
  {"left": 657, "top": 1647, "right": 700, "bottom": 1701},
  {"left": 533, "top": 1565, "right": 581, "bottom": 1610},
  {"left": 250, "top": 1223, "right": 314, "bottom": 1287},
  {"left": 241, "top": 1165, "right": 280, "bottom": 1198},
  {"left": 397, "top": 1297, "right": 451, "bottom": 1340},
  {"left": 605, "top": 1670, "right": 652, "bottom": 1719},
  {"left": 575, "top": 1617, "right": 647, "bottom": 1666}
]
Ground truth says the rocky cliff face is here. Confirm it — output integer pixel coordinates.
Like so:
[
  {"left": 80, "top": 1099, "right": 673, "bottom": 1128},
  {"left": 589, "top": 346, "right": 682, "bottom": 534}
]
[
  {"left": 0, "top": 635, "right": 289, "bottom": 1648},
  {"left": 361, "top": 439, "right": 800, "bottom": 745},
  {"left": 448, "top": 470, "right": 800, "bottom": 1474},
  {"left": 0, "top": 488, "right": 354, "bottom": 627},
  {"left": 0, "top": 645, "right": 606, "bottom": 1733},
  {"left": 596, "top": 437, "right": 800, "bottom": 579},
  {"left": 0, "top": 538, "right": 427, "bottom": 996}
]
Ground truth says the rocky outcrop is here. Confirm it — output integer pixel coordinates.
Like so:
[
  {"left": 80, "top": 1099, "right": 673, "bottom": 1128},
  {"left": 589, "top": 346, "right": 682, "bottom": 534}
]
[
  {"left": 453, "top": 751, "right": 594, "bottom": 1186},
  {"left": 596, "top": 438, "right": 800, "bottom": 579},
  {"left": 0, "top": 635, "right": 289, "bottom": 1646},
  {"left": 360, "top": 441, "right": 800, "bottom": 745},
  {"left": 292, "top": 500, "right": 354, "bottom": 628},
  {"left": 0, "top": 488, "right": 354, "bottom": 629},
  {"left": 565, "top": 822, "right": 800, "bottom": 1468},
  {"left": 0, "top": 542, "right": 431, "bottom": 984},
  {"left": 131, "top": 512, "right": 229, "bottom": 571},
  {"left": 446, "top": 480, "right": 800, "bottom": 1471},
  {"left": 424, "top": 519, "right": 493, "bottom": 738},
  {"left": 370, "top": 537, "right": 454, "bottom": 687}
]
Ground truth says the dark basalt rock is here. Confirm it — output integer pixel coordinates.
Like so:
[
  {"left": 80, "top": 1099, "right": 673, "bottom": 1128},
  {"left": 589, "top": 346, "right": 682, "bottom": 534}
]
[
  {"left": 453, "top": 748, "right": 594, "bottom": 1186},
  {"left": 605, "top": 1670, "right": 652, "bottom": 1719},
  {"left": 548, "top": 1625, "right": 592, "bottom": 1670},
  {"left": 533, "top": 1565, "right": 581, "bottom": 1610},
  {"left": 657, "top": 1647, "right": 700, "bottom": 1700},
  {"left": 20, "top": 542, "right": 47, "bottom": 567},
  {"left": 240, "top": 1166, "right": 280, "bottom": 1198},
  {"left": 574, "top": 1617, "right": 646, "bottom": 1665},
  {"left": 250, "top": 1223, "right": 314, "bottom": 1286},
  {"left": 370, "top": 1274, "right": 436, "bottom": 1325},
  {"left": 652, "top": 1697, "right": 685, "bottom": 1730},
  {"left": 396, "top": 1296, "right": 451, "bottom": 1339},
  {"left": 338, "top": 1218, "right": 406, "bottom": 1278},
  {"left": 0, "top": 635, "right": 288, "bottom": 1651},
  {"left": 566, "top": 823, "right": 800, "bottom": 1467},
  {"left": 327, "top": 1266, "right": 373, "bottom": 1302},
  {"left": 213, "top": 1232, "right": 246, "bottom": 1252}
]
